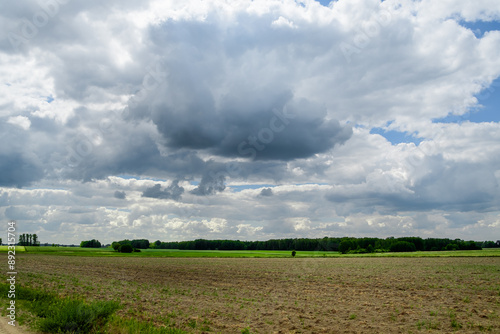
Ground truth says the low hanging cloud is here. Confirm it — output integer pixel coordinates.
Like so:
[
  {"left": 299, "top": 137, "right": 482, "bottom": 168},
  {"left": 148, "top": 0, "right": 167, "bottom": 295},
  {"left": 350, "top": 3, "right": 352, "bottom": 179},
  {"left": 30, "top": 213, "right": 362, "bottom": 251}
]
[
  {"left": 142, "top": 181, "right": 184, "bottom": 200},
  {"left": 260, "top": 188, "right": 273, "bottom": 197},
  {"left": 191, "top": 174, "right": 226, "bottom": 196}
]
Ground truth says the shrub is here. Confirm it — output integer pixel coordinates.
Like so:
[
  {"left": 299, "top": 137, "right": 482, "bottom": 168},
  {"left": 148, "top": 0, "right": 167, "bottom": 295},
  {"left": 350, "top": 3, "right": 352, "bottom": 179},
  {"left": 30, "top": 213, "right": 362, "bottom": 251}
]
[
  {"left": 37, "top": 299, "right": 119, "bottom": 333},
  {"left": 133, "top": 248, "right": 141, "bottom": 252},
  {"left": 291, "top": 250, "right": 296, "bottom": 257},
  {"left": 112, "top": 242, "right": 121, "bottom": 251},
  {"left": 119, "top": 244, "right": 133, "bottom": 253},
  {"left": 389, "top": 241, "right": 416, "bottom": 252}
]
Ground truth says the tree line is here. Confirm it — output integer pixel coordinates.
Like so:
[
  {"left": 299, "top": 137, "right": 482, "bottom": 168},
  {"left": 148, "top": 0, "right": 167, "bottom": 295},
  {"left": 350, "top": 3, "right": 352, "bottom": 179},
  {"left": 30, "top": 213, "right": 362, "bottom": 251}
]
[
  {"left": 76, "top": 237, "right": 499, "bottom": 253},
  {"left": 19, "top": 233, "right": 40, "bottom": 246},
  {"left": 149, "top": 237, "right": 498, "bottom": 253}
]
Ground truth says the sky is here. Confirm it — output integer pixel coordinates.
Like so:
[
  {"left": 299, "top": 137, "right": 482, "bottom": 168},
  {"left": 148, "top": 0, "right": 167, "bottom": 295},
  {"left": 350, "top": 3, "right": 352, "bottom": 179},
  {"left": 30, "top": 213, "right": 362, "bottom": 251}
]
[{"left": 1, "top": 0, "right": 500, "bottom": 245}]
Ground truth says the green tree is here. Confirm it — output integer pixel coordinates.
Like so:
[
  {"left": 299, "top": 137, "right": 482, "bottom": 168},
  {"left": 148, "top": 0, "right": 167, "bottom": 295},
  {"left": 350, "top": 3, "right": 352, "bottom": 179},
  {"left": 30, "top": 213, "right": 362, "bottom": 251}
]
[
  {"left": 119, "top": 244, "right": 133, "bottom": 253},
  {"left": 80, "top": 239, "right": 102, "bottom": 248},
  {"left": 339, "top": 239, "right": 357, "bottom": 254},
  {"left": 390, "top": 241, "right": 416, "bottom": 252},
  {"left": 291, "top": 250, "right": 296, "bottom": 257}
]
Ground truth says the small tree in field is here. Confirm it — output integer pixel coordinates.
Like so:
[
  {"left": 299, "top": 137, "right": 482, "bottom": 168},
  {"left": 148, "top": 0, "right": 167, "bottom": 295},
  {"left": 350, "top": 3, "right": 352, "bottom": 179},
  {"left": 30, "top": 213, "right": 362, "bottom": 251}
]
[{"left": 291, "top": 250, "right": 296, "bottom": 257}]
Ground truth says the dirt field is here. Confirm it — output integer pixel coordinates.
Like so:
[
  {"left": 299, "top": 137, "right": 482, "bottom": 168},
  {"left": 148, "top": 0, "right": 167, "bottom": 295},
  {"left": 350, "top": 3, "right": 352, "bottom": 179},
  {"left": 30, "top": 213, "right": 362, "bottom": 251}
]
[{"left": 8, "top": 255, "right": 500, "bottom": 333}]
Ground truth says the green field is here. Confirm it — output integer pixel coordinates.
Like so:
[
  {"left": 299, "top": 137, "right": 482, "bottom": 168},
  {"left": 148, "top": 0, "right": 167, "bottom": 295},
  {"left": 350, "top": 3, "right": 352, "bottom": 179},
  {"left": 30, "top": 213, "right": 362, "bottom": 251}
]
[
  {"left": 0, "top": 245, "right": 26, "bottom": 252},
  {"left": 5, "top": 246, "right": 499, "bottom": 257}
]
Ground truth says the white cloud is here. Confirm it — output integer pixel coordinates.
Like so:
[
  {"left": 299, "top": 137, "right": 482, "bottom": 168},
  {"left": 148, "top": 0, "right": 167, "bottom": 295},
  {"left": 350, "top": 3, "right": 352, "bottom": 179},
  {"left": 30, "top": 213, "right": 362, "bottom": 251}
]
[{"left": 7, "top": 115, "right": 30, "bottom": 130}]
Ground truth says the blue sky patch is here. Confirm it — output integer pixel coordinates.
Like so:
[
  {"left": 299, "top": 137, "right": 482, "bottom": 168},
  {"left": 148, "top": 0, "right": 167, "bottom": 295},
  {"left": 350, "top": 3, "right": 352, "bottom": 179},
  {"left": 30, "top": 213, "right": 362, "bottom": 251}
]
[
  {"left": 459, "top": 20, "right": 500, "bottom": 38},
  {"left": 230, "top": 184, "right": 274, "bottom": 192},
  {"left": 316, "top": 0, "right": 331, "bottom": 7},
  {"left": 370, "top": 127, "right": 423, "bottom": 145}
]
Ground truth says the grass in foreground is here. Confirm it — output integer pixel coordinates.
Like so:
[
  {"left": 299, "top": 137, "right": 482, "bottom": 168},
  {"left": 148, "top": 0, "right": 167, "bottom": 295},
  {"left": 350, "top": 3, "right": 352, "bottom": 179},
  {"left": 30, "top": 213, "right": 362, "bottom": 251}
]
[{"left": 0, "top": 283, "right": 187, "bottom": 334}]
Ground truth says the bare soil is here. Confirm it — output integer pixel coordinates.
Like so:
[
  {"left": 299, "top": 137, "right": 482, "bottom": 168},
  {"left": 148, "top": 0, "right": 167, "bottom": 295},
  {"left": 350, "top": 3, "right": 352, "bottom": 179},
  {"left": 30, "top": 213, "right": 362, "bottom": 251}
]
[
  {"left": 0, "top": 319, "right": 32, "bottom": 334},
  {"left": 8, "top": 255, "right": 500, "bottom": 333}
]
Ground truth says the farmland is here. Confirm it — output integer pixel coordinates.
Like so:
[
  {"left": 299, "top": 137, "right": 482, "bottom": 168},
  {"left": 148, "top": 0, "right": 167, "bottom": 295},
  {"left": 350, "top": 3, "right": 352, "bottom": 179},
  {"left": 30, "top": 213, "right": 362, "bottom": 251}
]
[{"left": 1, "top": 249, "right": 499, "bottom": 333}]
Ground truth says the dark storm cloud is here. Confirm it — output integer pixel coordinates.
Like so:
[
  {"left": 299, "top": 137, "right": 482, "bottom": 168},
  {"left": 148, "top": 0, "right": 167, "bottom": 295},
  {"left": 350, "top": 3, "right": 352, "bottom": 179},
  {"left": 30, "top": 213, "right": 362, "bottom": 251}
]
[
  {"left": 114, "top": 190, "right": 126, "bottom": 199},
  {"left": 129, "top": 18, "right": 353, "bottom": 162},
  {"left": 142, "top": 180, "right": 184, "bottom": 200},
  {"left": 139, "top": 87, "right": 352, "bottom": 161}
]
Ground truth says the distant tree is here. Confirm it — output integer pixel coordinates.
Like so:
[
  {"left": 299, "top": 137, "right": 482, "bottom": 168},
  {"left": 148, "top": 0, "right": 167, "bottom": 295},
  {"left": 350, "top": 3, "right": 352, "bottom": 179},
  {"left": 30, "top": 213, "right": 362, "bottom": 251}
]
[
  {"left": 119, "top": 244, "right": 133, "bottom": 253},
  {"left": 130, "top": 239, "right": 149, "bottom": 249},
  {"left": 339, "top": 239, "right": 357, "bottom": 254},
  {"left": 32, "top": 234, "right": 39, "bottom": 246},
  {"left": 390, "top": 241, "right": 416, "bottom": 252},
  {"left": 444, "top": 243, "right": 458, "bottom": 251},
  {"left": 0, "top": 238, "right": 2, "bottom": 245},
  {"left": 497, "top": 240, "right": 500, "bottom": 247},
  {"left": 112, "top": 242, "right": 121, "bottom": 251},
  {"left": 291, "top": 250, "right": 296, "bottom": 257},
  {"left": 80, "top": 239, "right": 102, "bottom": 248}
]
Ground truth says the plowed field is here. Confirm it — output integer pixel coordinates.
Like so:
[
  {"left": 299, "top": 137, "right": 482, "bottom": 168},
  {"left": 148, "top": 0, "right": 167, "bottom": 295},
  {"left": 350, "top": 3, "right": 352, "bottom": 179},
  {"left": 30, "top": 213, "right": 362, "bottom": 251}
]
[{"left": 8, "top": 255, "right": 500, "bottom": 333}]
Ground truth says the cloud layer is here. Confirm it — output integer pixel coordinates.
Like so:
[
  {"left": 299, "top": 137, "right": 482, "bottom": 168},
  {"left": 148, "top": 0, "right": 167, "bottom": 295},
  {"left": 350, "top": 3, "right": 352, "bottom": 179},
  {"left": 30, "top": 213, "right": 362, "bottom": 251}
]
[{"left": 0, "top": 0, "right": 499, "bottom": 244}]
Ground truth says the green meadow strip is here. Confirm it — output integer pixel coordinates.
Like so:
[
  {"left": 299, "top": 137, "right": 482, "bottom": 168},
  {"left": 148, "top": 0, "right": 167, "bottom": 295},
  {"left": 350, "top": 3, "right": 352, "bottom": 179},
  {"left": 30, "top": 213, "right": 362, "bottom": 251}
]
[{"left": 16, "top": 246, "right": 500, "bottom": 258}]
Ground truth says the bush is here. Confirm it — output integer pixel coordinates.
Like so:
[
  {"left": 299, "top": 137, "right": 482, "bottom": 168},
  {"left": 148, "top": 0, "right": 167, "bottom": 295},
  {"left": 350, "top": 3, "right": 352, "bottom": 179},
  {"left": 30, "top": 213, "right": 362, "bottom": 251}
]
[
  {"left": 133, "top": 248, "right": 141, "bottom": 252},
  {"left": 112, "top": 242, "right": 121, "bottom": 251},
  {"left": 291, "top": 250, "right": 296, "bottom": 257},
  {"left": 389, "top": 241, "right": 416, "bottom": 252},
  {"left": 37, "top": 299, "right": 119, "bottom": 333},
  {"left": 119, "top": 244, "right": 133, "bottom": 253}
]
